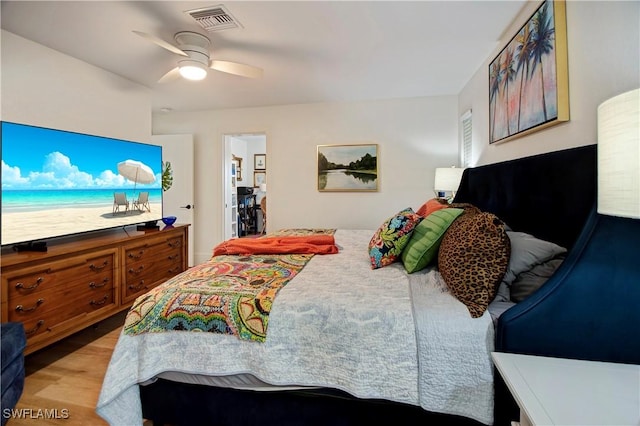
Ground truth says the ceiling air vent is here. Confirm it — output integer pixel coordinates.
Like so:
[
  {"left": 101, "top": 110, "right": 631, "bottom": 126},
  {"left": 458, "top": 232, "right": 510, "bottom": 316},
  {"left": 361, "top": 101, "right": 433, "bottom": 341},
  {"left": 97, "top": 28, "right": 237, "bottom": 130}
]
[{"left": 185, "top": 5, "right": 242, "bottom": 32}]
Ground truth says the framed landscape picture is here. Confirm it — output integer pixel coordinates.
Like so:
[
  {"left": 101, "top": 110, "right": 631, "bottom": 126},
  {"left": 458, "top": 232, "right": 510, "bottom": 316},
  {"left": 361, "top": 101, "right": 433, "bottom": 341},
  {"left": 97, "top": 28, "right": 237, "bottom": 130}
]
[
  {"left": 489, "top": 0, "right": 569, "bottom": 144},
  {"left": 317, "top": 144, "right": 378, "bottom": 192}
]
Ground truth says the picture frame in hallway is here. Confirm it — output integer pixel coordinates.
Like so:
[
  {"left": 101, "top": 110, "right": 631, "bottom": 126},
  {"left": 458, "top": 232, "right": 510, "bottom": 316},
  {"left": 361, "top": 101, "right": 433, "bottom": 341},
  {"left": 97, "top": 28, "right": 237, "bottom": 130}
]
[
  {"left": 253, "top": 171, "right": 266, "bottom": 188},
  {"left": 254, "top": 154, "right": 266, "bottom": 170},
  {"left": 489, "top": 0, "right": 569, "bottom": 144},
  {"left": 232, "top": 155, "right": 243, "bottom": 181},
  {"left": 317, "top": 144, "right": 378, "bottom": 192}
]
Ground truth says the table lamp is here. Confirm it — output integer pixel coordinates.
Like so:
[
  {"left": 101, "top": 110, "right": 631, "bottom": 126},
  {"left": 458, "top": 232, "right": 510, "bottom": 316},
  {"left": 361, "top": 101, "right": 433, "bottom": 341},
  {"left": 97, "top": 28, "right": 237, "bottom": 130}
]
[{"left": 434, "top": 167, "right": 465, "bottom": 201}]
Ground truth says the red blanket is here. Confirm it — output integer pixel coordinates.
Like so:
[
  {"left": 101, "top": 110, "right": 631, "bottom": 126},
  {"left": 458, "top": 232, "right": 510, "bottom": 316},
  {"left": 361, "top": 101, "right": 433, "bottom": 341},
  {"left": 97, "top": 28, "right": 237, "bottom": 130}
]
[{"left": 213, "top": 235, "right": 339, "bottom": 256}]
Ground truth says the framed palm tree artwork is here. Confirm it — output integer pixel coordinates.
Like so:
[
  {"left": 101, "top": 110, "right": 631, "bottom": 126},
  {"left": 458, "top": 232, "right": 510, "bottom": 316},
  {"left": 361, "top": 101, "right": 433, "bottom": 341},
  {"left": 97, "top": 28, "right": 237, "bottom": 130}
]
[{"left": 489, "top": 0, "right": 569, "bottom": 144}]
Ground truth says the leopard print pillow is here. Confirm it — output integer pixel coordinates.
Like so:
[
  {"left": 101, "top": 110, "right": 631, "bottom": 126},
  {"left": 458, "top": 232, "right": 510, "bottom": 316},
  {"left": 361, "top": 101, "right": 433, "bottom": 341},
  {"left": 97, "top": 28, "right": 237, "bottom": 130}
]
[
  {"left": 438, "top": 211, "right": 510, "bottom": 318},
  {"left": 448, "top": 202, "right": 482, "bottom": 216}
]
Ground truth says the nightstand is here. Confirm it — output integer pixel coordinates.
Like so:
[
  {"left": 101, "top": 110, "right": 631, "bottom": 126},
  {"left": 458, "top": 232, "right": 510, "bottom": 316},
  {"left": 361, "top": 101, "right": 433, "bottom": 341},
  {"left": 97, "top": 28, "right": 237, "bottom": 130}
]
[{"left": 492, "top": 352, "right": 640, "bottom": 426}]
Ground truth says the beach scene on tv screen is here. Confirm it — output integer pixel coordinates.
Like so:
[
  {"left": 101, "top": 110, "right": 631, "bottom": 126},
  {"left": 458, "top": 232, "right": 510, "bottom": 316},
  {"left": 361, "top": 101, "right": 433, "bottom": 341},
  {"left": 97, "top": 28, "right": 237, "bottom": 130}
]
[{"left": 1, "top": 122, "right": 163, "bottom": 246}]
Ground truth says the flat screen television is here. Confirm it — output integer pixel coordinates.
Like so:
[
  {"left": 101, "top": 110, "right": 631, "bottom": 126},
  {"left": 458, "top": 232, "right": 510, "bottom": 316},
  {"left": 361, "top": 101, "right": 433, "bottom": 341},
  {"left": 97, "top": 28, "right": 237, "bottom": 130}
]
[{"left": 1, "top": 121, "right": 163, "bottom": 249}]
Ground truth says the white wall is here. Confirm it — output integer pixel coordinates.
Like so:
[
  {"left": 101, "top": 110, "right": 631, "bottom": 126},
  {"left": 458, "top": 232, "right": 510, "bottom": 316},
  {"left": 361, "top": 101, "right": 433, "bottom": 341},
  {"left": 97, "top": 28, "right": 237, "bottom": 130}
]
[
  {"left": 458, "top": 1, "right": 640, "bottom": 166},
  {"left": 1, "top": 30, "right": 151, "bottom": 142},
  {"left": 153, "top": 96, "right": 458, "bottom": 262}
]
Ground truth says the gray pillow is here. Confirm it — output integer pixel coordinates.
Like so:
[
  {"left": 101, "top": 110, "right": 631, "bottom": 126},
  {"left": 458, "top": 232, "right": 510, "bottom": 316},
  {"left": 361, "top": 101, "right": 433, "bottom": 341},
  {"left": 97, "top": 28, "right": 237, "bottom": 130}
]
[
  {"left": 503, "top": 231, "right": 567, "bottom": 285},
  {"left": 494, "top": 281, "right": 511, "bottom": 303},
  {"left": 511, "top": 257, "right": 565, "bottom": 302}
]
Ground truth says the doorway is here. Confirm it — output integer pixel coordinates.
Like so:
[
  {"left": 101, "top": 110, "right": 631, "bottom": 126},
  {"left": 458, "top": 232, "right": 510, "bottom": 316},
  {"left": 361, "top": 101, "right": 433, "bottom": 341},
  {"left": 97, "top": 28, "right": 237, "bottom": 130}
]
[{"left": 223, "top": 133, "right": 267, "bottom": 240}]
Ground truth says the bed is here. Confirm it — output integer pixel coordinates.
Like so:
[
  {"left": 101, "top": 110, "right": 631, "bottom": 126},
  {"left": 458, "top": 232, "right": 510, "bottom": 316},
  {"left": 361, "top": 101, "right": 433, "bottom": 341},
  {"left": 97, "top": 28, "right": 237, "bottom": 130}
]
[{"left": 97, "top": 144, "right": 633, "bottom": 426}]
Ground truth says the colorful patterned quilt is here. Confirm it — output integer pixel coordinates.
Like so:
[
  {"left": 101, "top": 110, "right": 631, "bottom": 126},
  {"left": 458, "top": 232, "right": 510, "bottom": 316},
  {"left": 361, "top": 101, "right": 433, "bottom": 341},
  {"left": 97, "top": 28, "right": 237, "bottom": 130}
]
[{"left": 124, "top": 229, "right": 335, "bottom": 342}]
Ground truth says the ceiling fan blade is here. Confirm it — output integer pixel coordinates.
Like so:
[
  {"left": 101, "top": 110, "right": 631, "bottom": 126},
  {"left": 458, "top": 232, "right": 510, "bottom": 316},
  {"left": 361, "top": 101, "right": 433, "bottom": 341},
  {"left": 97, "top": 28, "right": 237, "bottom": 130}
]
[
  {"left": 210, "top": 60, "right": 263, "bottom": 79},
  {"left": 158, "top": 67, "right": 181, "bottom": 84},
  {"left": 133, "top": 31, "right": 188, "bottom": 57}
]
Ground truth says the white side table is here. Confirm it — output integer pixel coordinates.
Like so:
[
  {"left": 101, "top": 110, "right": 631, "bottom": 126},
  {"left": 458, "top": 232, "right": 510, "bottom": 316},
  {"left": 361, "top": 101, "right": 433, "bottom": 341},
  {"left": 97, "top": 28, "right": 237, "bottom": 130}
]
[{"left": 492, "top": 352, "right": 640, "bottom": 426}]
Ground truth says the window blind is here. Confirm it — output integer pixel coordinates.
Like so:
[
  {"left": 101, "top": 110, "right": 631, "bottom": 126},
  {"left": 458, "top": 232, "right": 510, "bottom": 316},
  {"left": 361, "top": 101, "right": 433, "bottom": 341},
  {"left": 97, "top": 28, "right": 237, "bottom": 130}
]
[{"left": 460, "top": 110, "right": 472, "bottom": 168}]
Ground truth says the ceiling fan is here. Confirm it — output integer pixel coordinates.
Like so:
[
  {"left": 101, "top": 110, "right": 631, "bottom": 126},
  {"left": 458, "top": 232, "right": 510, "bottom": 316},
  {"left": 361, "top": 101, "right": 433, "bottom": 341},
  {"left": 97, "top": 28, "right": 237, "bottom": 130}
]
[{"left": 133, "top": 30, "right": 263, "bottom": 83}]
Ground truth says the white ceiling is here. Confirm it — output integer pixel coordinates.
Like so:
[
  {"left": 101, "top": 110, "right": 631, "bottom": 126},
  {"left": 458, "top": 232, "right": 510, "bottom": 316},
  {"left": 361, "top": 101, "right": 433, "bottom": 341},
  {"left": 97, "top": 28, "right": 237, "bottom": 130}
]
[{"left": 1, "top": 1, "right": 526, "bottom": 113}]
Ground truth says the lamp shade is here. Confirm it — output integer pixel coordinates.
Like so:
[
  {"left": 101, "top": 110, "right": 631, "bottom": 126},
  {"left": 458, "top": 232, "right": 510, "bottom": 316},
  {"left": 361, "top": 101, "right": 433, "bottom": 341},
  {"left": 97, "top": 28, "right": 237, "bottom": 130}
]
[
  {"left": 597, "top": 88, "right": 640, "bottom": 218},
  {"left": 260, "top": 183, "right": 267, "bottom": 193},
  {"left": 434, "top": 167, "right": 465, "bottom": 192}
]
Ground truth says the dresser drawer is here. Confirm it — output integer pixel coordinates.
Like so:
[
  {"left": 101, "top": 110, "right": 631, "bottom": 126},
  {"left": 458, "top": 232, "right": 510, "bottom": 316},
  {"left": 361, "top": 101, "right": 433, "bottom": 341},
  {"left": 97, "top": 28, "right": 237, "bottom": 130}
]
[
  {"left": 8, "top": 270, "right": 115, "bottom": 322},
  {"left": 122, "top": 253, "right": 184, "bottom": 302},
  {"left": 19, "top": 289, "right": 115, "bottom": 340},
  {"left": 6, "top": 250, "right": 116, "bottom": 300},
  {"left": 8, "top": 270, "right": 114, "bottom": 322},
  {"left": 124, "top": 235, "right": 184, "bottom": 266}
]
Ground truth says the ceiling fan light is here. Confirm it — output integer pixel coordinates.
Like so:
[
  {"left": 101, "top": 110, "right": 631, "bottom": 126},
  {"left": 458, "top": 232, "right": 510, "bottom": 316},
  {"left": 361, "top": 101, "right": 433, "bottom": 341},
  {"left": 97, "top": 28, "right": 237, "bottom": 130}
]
[{"left": 178, "top": 60, "right": 207, "bottom": 81}]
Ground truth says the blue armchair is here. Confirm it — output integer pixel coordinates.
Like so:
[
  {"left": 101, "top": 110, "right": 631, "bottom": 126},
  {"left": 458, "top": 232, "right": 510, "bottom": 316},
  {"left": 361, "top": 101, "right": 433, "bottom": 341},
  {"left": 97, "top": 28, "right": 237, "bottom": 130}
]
[{"left": 1, "top": 322, "right": 26, "bottom": 425}]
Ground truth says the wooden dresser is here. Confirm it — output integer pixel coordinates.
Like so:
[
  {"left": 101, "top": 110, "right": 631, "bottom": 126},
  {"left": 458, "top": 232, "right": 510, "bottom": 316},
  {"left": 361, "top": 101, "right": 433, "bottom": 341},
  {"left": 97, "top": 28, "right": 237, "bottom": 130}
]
[{"left": 1, "top": 224, "right": 189, "bottom": 354}]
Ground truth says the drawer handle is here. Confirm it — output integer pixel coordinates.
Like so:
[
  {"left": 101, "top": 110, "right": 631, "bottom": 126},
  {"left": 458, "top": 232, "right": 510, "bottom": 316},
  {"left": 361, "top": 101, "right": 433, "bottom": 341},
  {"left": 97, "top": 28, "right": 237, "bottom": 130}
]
[
  {"left": 90, "top": 294, "right": 109, "bottom": 306},
  {"left": 15, "top": 298, "right": 44, "bottom": 313},
  {"left": 89, "top": 278, "right": 110, "bottom": 289},
  {"left": 25, "top": 320, "right": 45, "bottom": 336},
  {"left": 128, "top": 249, "right": 145, "bottom": 259},
  {"left": 168, "top": 254, "right": 179, "bottom": 260},
  {"left": 168, "top": 266, "right": 181, "bottom": 274},
  {"left": 128, "top": 265, "right": 145, "bottom": 275},
  {"left": 168, "top": 240, "right": 182, "bottom": 248},
  {"left": 90, "top": 260, "right": 109, "bottom": 271},
  {"left": 15, "top": 277, "right": 44, "bottom": 290},
  {"left": 128, "top": 280, "right": 147, "bottom": 291}
]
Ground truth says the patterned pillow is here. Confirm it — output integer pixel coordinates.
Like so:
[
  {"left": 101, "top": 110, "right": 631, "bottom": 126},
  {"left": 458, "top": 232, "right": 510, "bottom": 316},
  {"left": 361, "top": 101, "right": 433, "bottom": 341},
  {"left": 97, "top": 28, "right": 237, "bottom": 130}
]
[
  {"left": 438, "top": 212, "right": 510, "bottom": 318},
  {"left": 369, "top": 208, "right": 422, "bottom": 269},
  {"left": 401, "top": 208, "right": 464, "bottom": 273}
]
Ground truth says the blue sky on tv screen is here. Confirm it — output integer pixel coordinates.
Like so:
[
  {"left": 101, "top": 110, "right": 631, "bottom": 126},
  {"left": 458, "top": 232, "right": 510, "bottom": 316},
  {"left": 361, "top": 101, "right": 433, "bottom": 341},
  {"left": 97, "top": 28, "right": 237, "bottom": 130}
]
[{"left": 1, "top": 122, "right": 162, "bottom": 190}]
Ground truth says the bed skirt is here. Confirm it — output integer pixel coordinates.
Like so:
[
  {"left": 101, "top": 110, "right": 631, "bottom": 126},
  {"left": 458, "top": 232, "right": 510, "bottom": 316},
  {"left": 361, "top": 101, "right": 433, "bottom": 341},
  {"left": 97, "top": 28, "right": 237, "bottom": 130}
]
[{"left": 140, "top": 379, "right": 484, "bottom": 426}]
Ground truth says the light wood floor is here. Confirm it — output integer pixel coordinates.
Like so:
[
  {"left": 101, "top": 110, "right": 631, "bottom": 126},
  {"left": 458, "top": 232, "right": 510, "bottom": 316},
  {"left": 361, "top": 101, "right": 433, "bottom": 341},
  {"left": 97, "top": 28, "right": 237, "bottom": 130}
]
[{"left": 9, "top": 312, "right": 138, "bottom": 426}]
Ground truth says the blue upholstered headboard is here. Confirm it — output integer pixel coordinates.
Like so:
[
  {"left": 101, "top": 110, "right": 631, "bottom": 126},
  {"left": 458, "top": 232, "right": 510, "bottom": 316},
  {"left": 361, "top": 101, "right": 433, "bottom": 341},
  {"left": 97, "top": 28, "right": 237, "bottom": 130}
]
[
  {"left": 454, "top": 144, "right": 639, "bottom": 361},
  {"left": 453, "top": 145, "right": 597, "bottom": 251},
  {"left": 454, "top": 145, "right": 640, "bottom": 424},
  {"left": 496, "top": 211, "right": 640, "bottom": 363}
]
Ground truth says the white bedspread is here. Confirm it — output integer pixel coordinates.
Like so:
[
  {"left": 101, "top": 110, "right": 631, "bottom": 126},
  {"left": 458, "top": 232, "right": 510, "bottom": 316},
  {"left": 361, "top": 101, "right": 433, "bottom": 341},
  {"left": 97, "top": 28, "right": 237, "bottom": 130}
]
[
  {"left": 409, "top": 267, "right": 495, "bottom": 423},
  {"left": 96, "top": 229, "right": 494, "bottom": 425}
]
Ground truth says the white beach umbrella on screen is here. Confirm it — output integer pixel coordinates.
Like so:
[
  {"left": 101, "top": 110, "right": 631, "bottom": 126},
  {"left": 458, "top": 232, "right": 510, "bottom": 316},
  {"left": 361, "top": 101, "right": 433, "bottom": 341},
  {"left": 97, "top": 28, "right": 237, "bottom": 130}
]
[{"left": 117, "top": 159, "right": 156, "bottom": 193}]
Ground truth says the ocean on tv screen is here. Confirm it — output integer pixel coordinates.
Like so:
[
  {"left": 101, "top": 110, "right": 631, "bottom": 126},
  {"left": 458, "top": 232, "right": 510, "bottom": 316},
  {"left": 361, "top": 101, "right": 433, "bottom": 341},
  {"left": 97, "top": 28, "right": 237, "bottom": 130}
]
[{"left": 1, "top": 121, "right": 163, "bottom": 246}]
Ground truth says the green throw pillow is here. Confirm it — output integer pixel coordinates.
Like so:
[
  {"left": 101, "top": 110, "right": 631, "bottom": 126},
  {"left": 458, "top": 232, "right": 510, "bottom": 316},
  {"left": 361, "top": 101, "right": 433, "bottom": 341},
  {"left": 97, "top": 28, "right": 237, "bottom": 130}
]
[{"left": 401, "top": 208, "right": 464, "bottom": 273}]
